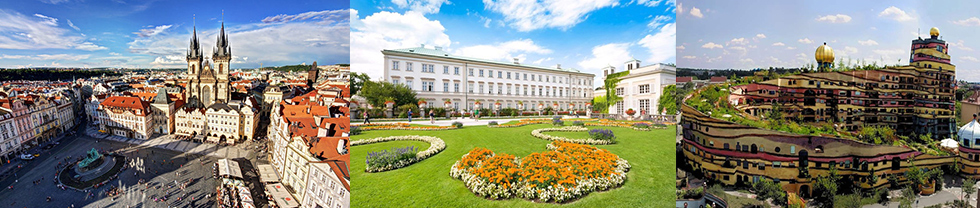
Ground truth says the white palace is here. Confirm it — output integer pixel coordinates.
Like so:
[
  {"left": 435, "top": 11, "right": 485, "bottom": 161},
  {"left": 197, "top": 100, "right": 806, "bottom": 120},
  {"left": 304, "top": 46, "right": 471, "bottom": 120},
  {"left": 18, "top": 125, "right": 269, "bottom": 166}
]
[{"left": 382, "top": 45, "right": 595, "bottom": 111}]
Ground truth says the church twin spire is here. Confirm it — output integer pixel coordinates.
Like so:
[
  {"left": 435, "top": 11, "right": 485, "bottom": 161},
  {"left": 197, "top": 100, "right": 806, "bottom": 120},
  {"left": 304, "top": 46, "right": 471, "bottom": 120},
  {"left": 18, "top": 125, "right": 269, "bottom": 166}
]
[{"left": 187, "top": 20, "right": 230, "bottom": 60}]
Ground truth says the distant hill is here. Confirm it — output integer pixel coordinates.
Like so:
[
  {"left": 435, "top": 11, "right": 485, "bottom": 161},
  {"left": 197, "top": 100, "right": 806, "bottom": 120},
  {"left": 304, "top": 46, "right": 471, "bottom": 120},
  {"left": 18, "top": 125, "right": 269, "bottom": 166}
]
[
  {"left": 264, "top": 64, "right": 317, "bottom": 72},
  {"left": 678, "top": 67, "right": 801, "bottom": 80},
  {"left": 0, "top": 69, "right": 122, "bottom": 81}
]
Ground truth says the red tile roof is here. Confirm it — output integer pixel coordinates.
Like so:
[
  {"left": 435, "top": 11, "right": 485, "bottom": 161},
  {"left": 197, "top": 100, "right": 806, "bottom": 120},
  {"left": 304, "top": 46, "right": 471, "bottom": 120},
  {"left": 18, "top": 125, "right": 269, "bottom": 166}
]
[
  {"left": 677, "top": 76, "right": 693, "bottom": 83},
  {"left": 101, "top": 96, "right": 150, "bottom": 115}
]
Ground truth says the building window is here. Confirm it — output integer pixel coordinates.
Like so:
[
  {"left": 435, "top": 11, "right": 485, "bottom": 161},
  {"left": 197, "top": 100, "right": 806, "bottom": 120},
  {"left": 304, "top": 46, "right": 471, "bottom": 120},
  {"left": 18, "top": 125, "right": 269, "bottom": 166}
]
[
  {"left": 480, "top": 84, "right": 485, "bottom": 94},
  {"left": 392, "top": 61, "right": 400, "bottom": 70},
  {"left": 469, "top": 68, "right": 474, "bottom": 76},
  {"left": 406, "top": 80, "right": 414, "bottom": 90},
  {"left": 507, "top": 72, "right": 511, "bottom": 79},
  {"left": 639, "top": 99, "right": 650, "bottom": 114},
  {"left": 468, "top": 83, "right": 474, "bottom": 93},
  {"left": 454, "top": 83, "right": 460, "bottom": 92},
  {"left": 392, "top": 78, "right": 400, "bottom": 85},
  {"left": 455, "top": 67, "right": 460, "bottom": 75},
  {"left": 443, "top": 66, "right": 449, "bottom": 74},
  {"left": 524, "top": 74, "right": 527, "bottom": 80},
  {"left": 479, "top": 69, "right": 484, "bottom": 77},
  {"left": 616, "top": 101, "right": 624, "bottom": 114},
  {"left": 639, "top": 84, "right": 650, "bottom": 94},
  {"left": 443, "top": 83, "right": 449, "bottom": 92},
  {"left": 616, "top": 87, "right": 624, "bottom": 96},
  {"left": 498, "top": 71, "right": 502, "bottom": 78},
  {"left": 406, "top": 62, "right": 413, "bottom": 71}
]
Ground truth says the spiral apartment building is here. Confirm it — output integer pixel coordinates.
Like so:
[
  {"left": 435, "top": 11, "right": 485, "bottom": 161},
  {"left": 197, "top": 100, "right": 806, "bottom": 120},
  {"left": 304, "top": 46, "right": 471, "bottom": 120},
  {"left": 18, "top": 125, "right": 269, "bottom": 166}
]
[{"left": 680, "top": 27, "right": 962, "bottom": 197}]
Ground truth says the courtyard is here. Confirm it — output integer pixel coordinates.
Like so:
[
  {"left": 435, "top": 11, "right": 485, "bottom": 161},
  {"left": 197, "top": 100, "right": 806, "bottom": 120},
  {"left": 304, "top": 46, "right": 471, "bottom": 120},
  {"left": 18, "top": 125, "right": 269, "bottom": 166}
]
[{"left": 350, "top": 118, "right": 675, "bottom": 207}]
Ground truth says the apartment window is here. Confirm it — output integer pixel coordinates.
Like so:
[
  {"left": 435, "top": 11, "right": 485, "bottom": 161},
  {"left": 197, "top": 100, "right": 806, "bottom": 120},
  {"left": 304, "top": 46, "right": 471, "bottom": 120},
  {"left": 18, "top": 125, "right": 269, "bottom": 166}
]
[
  {"left": 392, "top": 78, "right": 400, "bottom": 85},
  {"left": 443, "top": 66, "right": 449, "bottom": 74},
  {"left": 479, "top": 69, "right": 484, "bottom": 77},
  {"left": 524, "top": 87, "right": 528, "bottom": 95},
  {"left": 524, "top": 74, "right": 527, "bottom": 80},
  {"left": 454, "top": 83, "right": 460, "bottom": 92},
  {"left": 507, "top": 86, "right": 512, "bottom": 95},
  {"left": 531, "top": 75, "right": 535, "bottom": 81},
  {"left": 480, "top": 84, "right": 485, "bottom": 94},
  {"left": 546, "top": 76, "right": 549, "bottom": 82},
  {"left": 392, "top": 61, "right": 400, "bottom": 70},
  {"left": 498, "top": 71, "right": 502, "bottom": 78},
  {"left": 406, "top": 80, "right": 414, "bottom": 90},
  {"left": 455, "top": 67, "right": 460, "bottom": 75},
  {"left": 406, "top": 62, "right": 413, "bottom": 71},
  {"left": 514, "top": 72, "right": 519, "bottom": 79},
  {"left": 497, "top": 84, "right": 502, "bottom": 94},
  {"left": 507, "top": 72, "right": 511, "bottom": 79},
  {"left": 468, "top": 83, "right": 474, "bottom": 93},
  {"left": 469, "top": 68, "right": 474, "bottom": 76},
  {"left": 443, "top": 83, "right": 449, "bottom": 92},
  {"left": 616, "top": 87, "right": 625, "bottom": 96},
  {"left": 639, "top": 84, "right": 650, "bottom": 94}
]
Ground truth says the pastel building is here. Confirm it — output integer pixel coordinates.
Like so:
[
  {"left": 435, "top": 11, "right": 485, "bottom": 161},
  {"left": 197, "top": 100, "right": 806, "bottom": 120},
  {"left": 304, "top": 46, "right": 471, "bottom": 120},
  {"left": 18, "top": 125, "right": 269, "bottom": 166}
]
[{"left": 382, "top": 45, "right": 595, "bottom": 112}]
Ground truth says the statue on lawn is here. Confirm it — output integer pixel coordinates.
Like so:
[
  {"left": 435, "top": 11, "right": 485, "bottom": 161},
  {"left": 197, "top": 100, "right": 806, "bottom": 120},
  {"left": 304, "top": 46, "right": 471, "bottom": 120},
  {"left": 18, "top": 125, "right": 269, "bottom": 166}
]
[{"left": 78, "top": 148, "right": 102, "bottom": 168}]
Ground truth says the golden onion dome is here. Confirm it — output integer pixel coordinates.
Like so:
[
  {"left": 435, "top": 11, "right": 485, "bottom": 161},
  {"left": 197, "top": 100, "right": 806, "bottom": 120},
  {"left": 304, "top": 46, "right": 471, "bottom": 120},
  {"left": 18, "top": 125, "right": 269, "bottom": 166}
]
[
  {"left": 815, "top": 43, "right": 835, "bottom": 63},
  {"left": 930, "top": 27, "right": 939, "bottom": 37}
]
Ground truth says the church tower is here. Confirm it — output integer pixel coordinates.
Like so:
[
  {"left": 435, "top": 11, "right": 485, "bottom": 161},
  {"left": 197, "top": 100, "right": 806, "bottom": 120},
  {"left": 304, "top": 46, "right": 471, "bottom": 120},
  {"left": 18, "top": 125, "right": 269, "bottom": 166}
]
[
  {"left": 212, "top": 22, "right": 232, "bottom": 103},
  {"left": 187, "top": 26, "right": 203, "bottom": 77}
]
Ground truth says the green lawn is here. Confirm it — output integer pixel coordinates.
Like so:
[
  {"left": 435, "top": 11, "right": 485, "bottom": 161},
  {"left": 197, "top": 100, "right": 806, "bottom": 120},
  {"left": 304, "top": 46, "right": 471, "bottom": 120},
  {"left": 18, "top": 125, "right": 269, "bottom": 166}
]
[{"left": 351, "top": 123, "right": 675, "bottom": 207}]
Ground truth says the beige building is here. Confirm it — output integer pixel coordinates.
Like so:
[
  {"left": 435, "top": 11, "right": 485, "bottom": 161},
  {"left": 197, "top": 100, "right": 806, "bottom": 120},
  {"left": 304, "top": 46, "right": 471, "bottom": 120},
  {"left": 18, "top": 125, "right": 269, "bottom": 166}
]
[{"left": 97, "top": 96, "right": 152, "bottom": 140}]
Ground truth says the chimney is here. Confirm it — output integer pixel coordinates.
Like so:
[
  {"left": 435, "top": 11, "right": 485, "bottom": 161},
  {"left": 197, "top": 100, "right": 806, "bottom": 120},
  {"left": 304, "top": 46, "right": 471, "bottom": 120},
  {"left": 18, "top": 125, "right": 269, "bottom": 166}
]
[
  {"left": 513, "top": 58, "right": 520, "bottom": 64},
  {"left": 420, "top": 44, "right": 425, "bottom": 48},
  {"left": 557, "top": 64, "right": 561, "bottom": 69}
]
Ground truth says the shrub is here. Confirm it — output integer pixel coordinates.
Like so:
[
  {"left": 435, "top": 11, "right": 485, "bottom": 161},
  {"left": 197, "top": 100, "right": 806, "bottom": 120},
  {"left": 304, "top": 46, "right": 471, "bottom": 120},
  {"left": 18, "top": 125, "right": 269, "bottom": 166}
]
[
  {"left": 350, "top": 126, "right": 362, "bottom": 135},
  {"left": 452, "top": 121, "right": 463, "bottom": 128},
  {"left": 365, "top": 146, "right": 418, "bottom": 170},
  {"left": 633, "top": 123, "right": 650, "bottom": 129},
  {"left": 488, "top": 121, "right": 499, "bottom": 126},
  {"left": 589, "top": 129, "right": 616, "bottom": 142},
  {"left": 552, "top": 116, "right": 564, "bottom": 126},
  {"left": 572, "top": 121, "right": 585, "bottom": 126}
]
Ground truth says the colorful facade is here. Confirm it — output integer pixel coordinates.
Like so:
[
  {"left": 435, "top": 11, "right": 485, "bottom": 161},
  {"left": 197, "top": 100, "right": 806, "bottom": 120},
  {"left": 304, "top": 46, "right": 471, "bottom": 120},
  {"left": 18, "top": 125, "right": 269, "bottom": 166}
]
[{"left": 681, "top": 28, "right": 967, "bottom": 196}]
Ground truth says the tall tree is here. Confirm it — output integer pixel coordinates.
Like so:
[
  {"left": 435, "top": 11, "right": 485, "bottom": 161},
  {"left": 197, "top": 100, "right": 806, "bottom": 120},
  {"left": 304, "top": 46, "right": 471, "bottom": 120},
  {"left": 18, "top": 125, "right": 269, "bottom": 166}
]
[
  {"left": 359, "top": 80, "right": 418, "bottom": 107},
  {"left": 349, "top": 72, "right": 371, "bottom": 96}
]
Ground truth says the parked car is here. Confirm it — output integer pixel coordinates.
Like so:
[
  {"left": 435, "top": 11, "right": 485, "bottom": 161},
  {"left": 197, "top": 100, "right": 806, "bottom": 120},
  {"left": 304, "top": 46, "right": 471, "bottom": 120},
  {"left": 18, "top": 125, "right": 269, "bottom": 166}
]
[{"left": 19, "top": 154, "right": 34, "bottom": 160}]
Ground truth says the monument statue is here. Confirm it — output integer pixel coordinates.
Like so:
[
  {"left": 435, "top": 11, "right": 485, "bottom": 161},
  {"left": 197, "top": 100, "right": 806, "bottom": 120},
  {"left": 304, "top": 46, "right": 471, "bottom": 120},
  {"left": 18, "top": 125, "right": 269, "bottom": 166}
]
[{"left": 78, "top": 148, "right": 102, "bottom": 168}]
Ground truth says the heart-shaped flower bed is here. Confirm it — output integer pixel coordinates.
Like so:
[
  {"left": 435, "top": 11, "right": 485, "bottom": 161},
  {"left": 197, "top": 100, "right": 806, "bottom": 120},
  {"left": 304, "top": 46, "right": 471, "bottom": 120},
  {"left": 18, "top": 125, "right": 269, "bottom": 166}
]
[{"left": 450, "top": 141, "right": 630, "bottom": 203}]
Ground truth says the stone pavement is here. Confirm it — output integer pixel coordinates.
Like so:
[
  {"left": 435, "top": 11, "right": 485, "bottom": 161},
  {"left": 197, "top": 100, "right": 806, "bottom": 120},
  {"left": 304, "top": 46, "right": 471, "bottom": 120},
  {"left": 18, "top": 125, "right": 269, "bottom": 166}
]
[{"left": 84, "top": 126, "right": 250, "bottom": 159}]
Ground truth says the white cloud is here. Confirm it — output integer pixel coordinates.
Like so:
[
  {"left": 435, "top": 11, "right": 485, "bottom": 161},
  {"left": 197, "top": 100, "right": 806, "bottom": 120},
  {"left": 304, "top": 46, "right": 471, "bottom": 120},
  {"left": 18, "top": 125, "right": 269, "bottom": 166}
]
[
  {"left": 133, "top": 25, "right": 172, "bottom": 38},
  {"left": 130, "top": 9, "right": 350, "bottom": 68},
  {"left": 150, "top": 55, "right": 185, "bottom": 65},
  {"left": 38, "top": 0, "right": 71, "bottom": 4},
  {"left": 0, "top": 10, "right": 95, "bottom": 50},
  {"left": 702, "top": 42, "right": 723, "bottom": 49},
  {"left": 532, "top": 57, "right": 552, "bottom": 65},
  {"left": 952, "top": 17, "right": 980, "bottom": 26},
  {"left": 261, "top": 10, "right": 350, "bottom": 25},
  {"left": 949, "top": 40, "right": 974, "bottom": 52},
  {"left": 815, "top": 14, "right": 851, "bottom": 23},
  {"left": 879, "top": 6, "right": 914, "bottom": 22},
  {"left": 676, "top": 45, "right": 685, "bottom": 50},
  {"left": 637, "top": 0, "right": 665, "bottom": 7},
  {"left": 740, "top": 58, "right": 753, "bottom": 63},
  {"left": 677, "top": 2, "right": 684, "bottom": 15},
  {"left": 772, "top": 42, "right": 785, "bottom": 46},
  {"left": 67, "top": 19, "right": 80, "bottom": 31},
  {"left": 858, "top": 39, "right": 879, "bottom": 46},
  {"left": 33, "top": 14, "right": 58, "bottom": 26},
  {"left": 648, "top": 15, "right": 672, "bottom": 29},
  {"left": 484, "top": 0, "right": 619, "bottom": 31},
  {"left": 351, "top": 10, "right": 450, "bottom": 79},
  {"left": 682, "top": 55, "right": 696, "bottom": 59},
  {"left": 577, "top": 42, "right": 630, "bottom": 70},
  {"left": 109, "top": 52, "right": 121, "bottom": 56},
  {"left": 391, "top": 0, "right": 449, "bottom": 14},
  {"left": 755, "top": 34, "right": 766, "bottom": 39},
  {"left": 798, "top": 38, "right": 813, "bottom": 44},
  {"left": 455, "top": 39, "right": 552, "bottom": 62},
  {"left": 727, "top": 37, "right": 747, "bottom": 45},
  {"left": 0, "top": 54, "right": 89, "bottom": 61},
  {"left": 75, "top": 42, "right": 107, "bottom": 51},
  {"left": 638, "top": 23, "right": 675, "bottom": 63},
  {"left": 787, "top": 46, "right": 796, "bottom": 50},
  {"left": 690, "top": 6, "right": 703, "bottom": 18},
  {"left": 840, "top": 46, "right": 858, "bottom": 57},
  {"left": 962, "top": 56, "right": 979, "bottom": 62}
]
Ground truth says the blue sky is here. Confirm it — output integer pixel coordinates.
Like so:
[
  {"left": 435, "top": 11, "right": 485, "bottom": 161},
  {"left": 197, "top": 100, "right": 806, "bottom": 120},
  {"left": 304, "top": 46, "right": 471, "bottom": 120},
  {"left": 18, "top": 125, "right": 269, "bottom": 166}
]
[
  {"left": 350, "top": 0, "right": 675, "bottom": 88},
  {"left": 0, "top": 0, "right": 349, "bottom": 69},
  {"left": 677, "top": 0, "right": 980, "bottom": 81}
]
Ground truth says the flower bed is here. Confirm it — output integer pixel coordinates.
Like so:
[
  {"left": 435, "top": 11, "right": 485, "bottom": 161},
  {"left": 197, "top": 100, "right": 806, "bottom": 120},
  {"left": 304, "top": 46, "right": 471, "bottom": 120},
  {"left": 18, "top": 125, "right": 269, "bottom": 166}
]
[
  {"left": 352, "top": 135, "right": 447, "bottom": 172},
  {"left": 488, "top": 119, "right": 551, "bottom": 128},
  {"left": 531, "top": 126, "right": 615, "bottom": 145},
  {"left": 451, "top": 141, "right": 630, "bottom": 203},
  {"left": 584, "top": 119, "right": 664, "bottom": 131},
  {"left": 355, "top": 123, "right": 458, "bottom": 131}
]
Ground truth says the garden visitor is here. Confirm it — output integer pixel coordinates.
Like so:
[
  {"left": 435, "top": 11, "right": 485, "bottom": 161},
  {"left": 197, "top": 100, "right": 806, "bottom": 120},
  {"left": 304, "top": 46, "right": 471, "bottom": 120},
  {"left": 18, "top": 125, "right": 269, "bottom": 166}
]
[
  {"left": 408, "top": 109, "right": 413, "bottom": 122},
  {"left": 363, "top": 111, "right": 370, "bottom": 124},
  {"left": 429, "top": 110, "right": 435, "bottom": 124}
]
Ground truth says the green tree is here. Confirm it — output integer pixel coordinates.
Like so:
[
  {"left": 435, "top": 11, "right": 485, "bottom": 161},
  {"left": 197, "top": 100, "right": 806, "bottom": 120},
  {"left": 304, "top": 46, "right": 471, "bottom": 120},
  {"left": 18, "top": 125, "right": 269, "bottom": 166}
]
[
  {"left": 833, "top": 193, "right": 861, "bottom": 208},
  {"left": 658, "top": 85, "right": 678, "bottom": 114},
  {"left": 599, "top": 71, "right": 629, "bottom": 113},
  {"left": 813, "top": 166, "right": 841, "bottom": 208},
  {"left": 752, "top": 178, "right": 787, "bottom": 207},
  {"left": 359, "top": 80, "right": 419, "bottom": 107},
  {"left": 350, "top": 72, "right": 371, "bottom": 96},
  {"left": 592, "top": 95, "right": 608, "bottom": 114},
  {"left": 898, "top": 186, "right": 916, "bottom": 208},
  {"left": 963, "top": 178, "right": 976, "bottom": 202}
]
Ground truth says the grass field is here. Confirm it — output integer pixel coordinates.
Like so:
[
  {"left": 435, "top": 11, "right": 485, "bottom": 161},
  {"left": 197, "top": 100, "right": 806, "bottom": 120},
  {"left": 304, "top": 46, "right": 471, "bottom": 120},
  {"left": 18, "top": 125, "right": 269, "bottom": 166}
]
[{"left": 351, "top": 123, "right": 675, "bottom": 207}]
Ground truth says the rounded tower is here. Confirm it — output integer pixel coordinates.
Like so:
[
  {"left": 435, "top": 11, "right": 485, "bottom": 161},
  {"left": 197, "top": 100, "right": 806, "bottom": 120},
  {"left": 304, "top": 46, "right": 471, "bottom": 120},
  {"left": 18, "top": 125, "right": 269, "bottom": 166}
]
[{"left": 815, "top": 42, "right": 835, "bottom": 70}]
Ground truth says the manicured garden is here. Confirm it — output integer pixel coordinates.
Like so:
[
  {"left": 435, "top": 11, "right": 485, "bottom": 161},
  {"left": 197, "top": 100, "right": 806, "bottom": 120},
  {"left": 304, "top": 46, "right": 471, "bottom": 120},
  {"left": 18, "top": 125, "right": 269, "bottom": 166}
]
[{"left": 350, "top": 121, "right": 675, "bottom": 207}]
